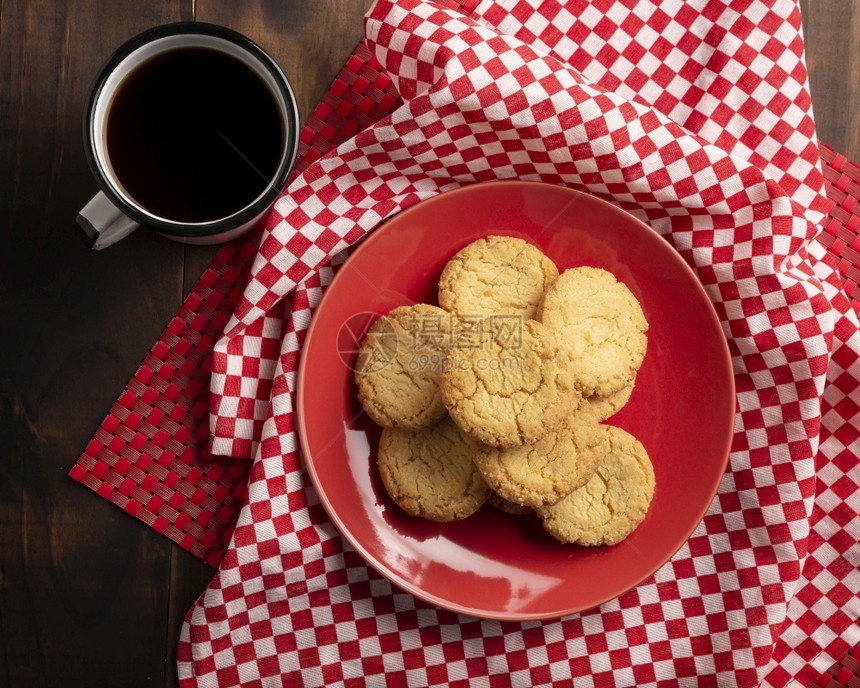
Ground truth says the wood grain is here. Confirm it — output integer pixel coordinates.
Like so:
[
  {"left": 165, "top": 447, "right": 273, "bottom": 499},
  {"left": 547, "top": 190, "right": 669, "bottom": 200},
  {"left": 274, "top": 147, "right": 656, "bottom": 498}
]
[
  {"left": 0, "top": 1, "right": 857, "bottom": 687},
  {"left": 0, "top": 1, "right": 192, "bottom": 686},
  {"left": 800, "top": 0, "right": 860, "bottom": 161}
]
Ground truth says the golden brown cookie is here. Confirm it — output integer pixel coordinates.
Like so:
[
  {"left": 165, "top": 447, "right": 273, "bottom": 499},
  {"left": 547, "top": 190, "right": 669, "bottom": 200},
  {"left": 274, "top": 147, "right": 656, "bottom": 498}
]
[
  {"left": 536, "top": 426, "right": 655, "bottom": 546},
  {"left": 355, "top": 304, "right": 450, "bottom": 430},
  {"left": 470, "top": 395, "right": 606, "bottom": 508},
  {"left": 440, "top": 318, "right": 578, "bottom": 448},
  {"left": 537, "top": 267, "right": 648, "bottom": 397},
  {"left": 588, "top": 376, "right": 636, "bottom": 421},
  {"left": 438, "top": 236, "right": 558, "bottom": 319},
  {"left": 377, "top": 416, "right": 490, "bottom": 522}
]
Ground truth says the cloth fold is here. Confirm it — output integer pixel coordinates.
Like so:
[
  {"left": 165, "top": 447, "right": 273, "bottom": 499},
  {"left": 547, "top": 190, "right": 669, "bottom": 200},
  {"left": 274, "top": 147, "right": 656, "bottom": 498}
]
[{"left": 178, "top": 1, "right": 859, "bottom": 686}]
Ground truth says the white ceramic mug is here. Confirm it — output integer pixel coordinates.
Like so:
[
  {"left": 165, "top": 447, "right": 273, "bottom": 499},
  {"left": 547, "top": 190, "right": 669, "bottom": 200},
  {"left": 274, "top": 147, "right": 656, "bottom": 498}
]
[{"left": 77, "top": 22, "right": 300, "bottom": 249}]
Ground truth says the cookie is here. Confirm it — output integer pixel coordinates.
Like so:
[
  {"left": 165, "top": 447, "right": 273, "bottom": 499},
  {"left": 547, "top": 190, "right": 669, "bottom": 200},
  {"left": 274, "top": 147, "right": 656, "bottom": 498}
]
[
  {"left": 536, "top": 426, "right": 655, "bottom": 546},
  {"left": 355, "top": 304, "right": 450, "bottom": 430},
  {"left": 588, "top": 375, "right": 636, "bottom": 421},
  {"left": 487, "top": 491, "right": 533, "bottom": 515},
  {"left": 537, "top": 267, "right": 648, "bottom": 397},
  {"left": 438, "top": 236, "right": 558, "bottom": 319},
  {"left": 377, "top": 416, "right": 490, "bottom": 522},
  {"left": 440, "top": 318, "right": 578, "bottom": 448},
  {"left": 471, "top": 395, "right": 606, "bottom": 508}
]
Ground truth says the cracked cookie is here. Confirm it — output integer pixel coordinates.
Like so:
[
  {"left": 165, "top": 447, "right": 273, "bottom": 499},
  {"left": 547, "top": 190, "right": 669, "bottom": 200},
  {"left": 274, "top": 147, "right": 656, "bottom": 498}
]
[
  {"left": 378, "top": 416, "right": 491, "bottom": 522},
  {"left": 470, "top": 394, "right": 606, "bottom": 508},
  {"left": 440, "top": 318, "right": 578, "bottom": 449},
  {"left": 588, "top": 375, "right": 636, "bottom": 421},
  {"left": 438, "top": 235, "right": 558, "bottom": 319},
  {"left": 355, "top": 304, "right": 450, "bottom": 430},
  {"left": 536, "top": 425, "right": 655, "bottom": 546},
  {"left": 537, "top": 267, "right": 648, "bottom": 398}
]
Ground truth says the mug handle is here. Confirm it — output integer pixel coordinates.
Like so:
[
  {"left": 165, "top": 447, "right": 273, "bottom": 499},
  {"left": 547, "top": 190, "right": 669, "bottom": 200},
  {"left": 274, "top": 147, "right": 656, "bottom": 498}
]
[{"left": 76, "top": 191, "right": 139, "bottom": 250}]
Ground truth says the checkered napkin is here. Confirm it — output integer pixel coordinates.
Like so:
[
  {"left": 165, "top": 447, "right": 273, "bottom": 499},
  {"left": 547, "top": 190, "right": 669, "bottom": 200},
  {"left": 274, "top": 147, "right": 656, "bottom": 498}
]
[{"left": 179, "top": 1, "right": 860, "bottom": 686}]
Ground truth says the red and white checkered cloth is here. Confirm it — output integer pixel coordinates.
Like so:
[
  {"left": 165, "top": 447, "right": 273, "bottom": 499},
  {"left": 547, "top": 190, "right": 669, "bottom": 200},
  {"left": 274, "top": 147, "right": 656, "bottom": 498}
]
[{"left": 179, "top": 1, "right": 860, "bottom": 686}]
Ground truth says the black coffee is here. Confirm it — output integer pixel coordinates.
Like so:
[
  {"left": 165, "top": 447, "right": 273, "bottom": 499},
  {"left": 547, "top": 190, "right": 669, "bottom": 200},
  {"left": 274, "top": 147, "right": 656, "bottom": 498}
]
[{"left": 106, "top": 46, "right": 283, "bottom": 223}]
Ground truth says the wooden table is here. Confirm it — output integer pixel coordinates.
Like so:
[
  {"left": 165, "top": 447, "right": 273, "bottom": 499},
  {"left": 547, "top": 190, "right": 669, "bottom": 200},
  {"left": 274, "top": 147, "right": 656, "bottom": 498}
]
[{"left": 0, "top": 2, "right": 857, "bottom": 686}]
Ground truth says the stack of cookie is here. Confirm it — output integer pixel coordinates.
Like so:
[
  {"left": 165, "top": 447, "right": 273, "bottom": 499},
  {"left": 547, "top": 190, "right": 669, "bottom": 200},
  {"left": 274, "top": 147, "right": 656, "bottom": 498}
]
[{"left": 354, "top": 235, "right": 655, "bottom": 546}]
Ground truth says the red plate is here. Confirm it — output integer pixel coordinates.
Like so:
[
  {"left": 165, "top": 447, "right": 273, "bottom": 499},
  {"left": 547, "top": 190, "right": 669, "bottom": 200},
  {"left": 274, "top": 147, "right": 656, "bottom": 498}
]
[{"left": 296, "top": 181, "right": 735, "bottom": 620}]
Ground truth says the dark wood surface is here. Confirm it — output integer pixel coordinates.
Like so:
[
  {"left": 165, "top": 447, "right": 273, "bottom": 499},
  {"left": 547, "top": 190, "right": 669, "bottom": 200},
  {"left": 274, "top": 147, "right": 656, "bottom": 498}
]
[{"left": 0, "top": 2, "right": 856, "bottom": 686}]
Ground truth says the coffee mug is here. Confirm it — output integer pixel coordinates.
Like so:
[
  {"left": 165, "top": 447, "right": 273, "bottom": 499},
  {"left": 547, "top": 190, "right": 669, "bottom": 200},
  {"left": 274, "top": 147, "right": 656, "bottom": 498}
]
[{"left": 77, "top": 22, "right": 300, "bottom": 249}]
